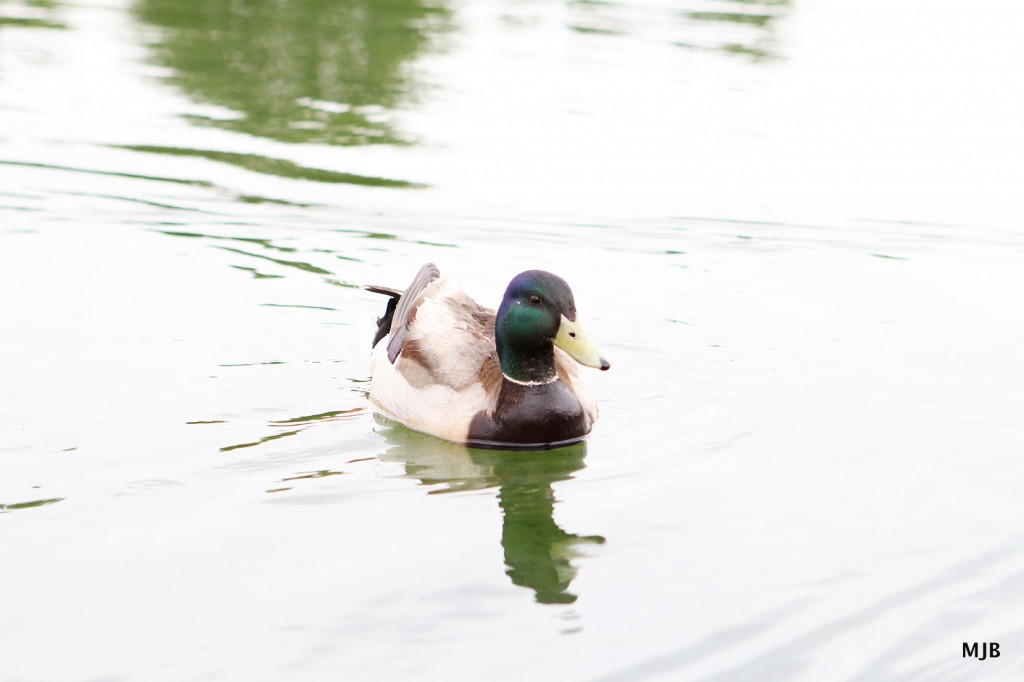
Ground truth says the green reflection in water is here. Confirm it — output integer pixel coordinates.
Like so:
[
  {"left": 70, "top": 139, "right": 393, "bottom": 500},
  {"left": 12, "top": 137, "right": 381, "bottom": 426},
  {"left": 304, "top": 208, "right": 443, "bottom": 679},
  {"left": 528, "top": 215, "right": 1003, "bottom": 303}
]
[
  {"left": 0, "top": 160, "right": 214, "bottom": 187},
  {"left": 218, "top": 407, "right": 367, "bottom": 452},
  {"left": 215, "top": 246, "right": 334, "bottom": 276},
  {"left": 0, "top": 16, "right": 63, "bottom": 29},
  {"left": 0, "top": 0, "right": 65, "bottom": 30},
  {"left": 569, "top": 0, "right": 791, "bottom": 60},
  {"left": 681, "top": 0, "right": 792, "bottom": 59},
  {"left": 376, "top": 415, "right": 605, "bottom": 605},
  {"left": 154, "top": 228, "right": 446, "bottom": 285},
  {"left": 0, "top": 497, "right": 64, "bottom": 512},
  {"left": 136, "top": 0, "right": 451, "bottom": 146},
  {"left": 687, "top": 10, "right": 775, "bottom": 28},
  {"left": 117, "top": 145, "right": 424, "bottom": 188}
]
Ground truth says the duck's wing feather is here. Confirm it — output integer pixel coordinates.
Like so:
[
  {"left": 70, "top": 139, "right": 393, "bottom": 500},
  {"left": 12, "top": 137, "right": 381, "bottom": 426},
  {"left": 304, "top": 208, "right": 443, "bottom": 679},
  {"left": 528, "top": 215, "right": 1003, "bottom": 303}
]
[{"left": 385, "top": 262, "right": 441, "bottom": 363}]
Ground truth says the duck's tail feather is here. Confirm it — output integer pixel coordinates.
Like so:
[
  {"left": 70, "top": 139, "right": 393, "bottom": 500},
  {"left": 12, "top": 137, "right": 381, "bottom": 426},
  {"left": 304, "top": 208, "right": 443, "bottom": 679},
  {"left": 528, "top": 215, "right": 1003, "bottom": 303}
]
[
  {"left": 365, "top": 284, "right": 403, "bottom": 298},
  {"left": 369, "top": 293, "right": 400, "bottom": 349},
  {"left": 366, "top": 284, "right": 403, "bottom": 348}
]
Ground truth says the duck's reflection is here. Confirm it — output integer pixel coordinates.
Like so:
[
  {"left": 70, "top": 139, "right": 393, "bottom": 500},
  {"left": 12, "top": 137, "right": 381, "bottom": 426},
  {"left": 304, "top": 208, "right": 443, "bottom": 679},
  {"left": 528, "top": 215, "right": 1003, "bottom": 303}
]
[{"left": 375, "top": 415, "right": 604, "bottom": 604}]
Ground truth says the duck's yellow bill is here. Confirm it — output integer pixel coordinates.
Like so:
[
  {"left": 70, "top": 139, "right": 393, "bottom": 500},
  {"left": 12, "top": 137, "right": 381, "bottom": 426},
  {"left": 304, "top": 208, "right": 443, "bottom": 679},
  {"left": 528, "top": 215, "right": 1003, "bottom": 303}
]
[{"left": 555, "top": 315, "right": 611, "bottom": 370}]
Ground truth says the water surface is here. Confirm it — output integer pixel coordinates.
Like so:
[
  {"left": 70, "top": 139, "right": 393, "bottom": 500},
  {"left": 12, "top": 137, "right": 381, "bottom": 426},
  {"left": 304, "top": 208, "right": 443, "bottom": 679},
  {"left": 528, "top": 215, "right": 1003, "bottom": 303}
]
[{"left": 2, "top": 0, "right": 1024, "bottom": 679}]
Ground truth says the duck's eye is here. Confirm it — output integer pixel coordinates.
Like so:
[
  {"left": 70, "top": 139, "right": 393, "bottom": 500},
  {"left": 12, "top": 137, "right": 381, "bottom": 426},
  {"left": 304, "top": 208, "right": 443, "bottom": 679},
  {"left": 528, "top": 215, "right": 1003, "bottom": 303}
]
[{"left": 528, "top": 295, "right": 541, "bottom": 305}]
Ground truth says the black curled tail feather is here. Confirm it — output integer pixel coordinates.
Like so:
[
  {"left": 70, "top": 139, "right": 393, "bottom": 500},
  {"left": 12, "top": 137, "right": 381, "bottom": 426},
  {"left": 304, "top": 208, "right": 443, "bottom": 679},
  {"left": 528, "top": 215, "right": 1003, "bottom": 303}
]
[{"left": 368, "top": 289, "right": 401, "bottom": 348}]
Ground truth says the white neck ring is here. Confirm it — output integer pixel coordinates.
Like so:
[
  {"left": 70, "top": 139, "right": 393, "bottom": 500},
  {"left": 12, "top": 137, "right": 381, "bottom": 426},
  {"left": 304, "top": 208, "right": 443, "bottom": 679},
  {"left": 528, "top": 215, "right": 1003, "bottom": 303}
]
[{"left": 501, "top": 373, "right": 558, "bottom": 386}]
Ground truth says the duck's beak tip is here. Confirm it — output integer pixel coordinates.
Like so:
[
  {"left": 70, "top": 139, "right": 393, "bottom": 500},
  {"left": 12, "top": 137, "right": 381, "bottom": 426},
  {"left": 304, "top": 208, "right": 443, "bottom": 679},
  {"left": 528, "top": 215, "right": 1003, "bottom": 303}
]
[{"left": 599, "top": 358, "right": 611, "bottom": 371}]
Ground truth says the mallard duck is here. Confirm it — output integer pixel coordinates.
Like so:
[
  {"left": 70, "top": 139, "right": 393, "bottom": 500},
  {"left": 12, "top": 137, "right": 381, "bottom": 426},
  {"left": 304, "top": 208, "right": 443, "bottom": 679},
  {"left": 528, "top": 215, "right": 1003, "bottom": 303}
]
[{"left": 367, "top": 263, "right": 610, "bottom": 448}]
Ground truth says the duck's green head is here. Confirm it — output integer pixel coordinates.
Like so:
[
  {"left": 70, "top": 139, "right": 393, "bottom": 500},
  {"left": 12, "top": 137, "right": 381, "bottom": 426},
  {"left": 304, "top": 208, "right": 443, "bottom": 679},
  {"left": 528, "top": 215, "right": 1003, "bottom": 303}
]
[{"left": 495, "top": 270, "right": 610, "bottom": 382}]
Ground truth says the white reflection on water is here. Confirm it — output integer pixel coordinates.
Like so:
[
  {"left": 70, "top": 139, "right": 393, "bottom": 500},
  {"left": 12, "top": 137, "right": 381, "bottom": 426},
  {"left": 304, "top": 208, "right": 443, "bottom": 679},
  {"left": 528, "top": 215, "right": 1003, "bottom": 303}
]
[{"left": 2, "top": 0, "right": 1024, "bottom": 680}]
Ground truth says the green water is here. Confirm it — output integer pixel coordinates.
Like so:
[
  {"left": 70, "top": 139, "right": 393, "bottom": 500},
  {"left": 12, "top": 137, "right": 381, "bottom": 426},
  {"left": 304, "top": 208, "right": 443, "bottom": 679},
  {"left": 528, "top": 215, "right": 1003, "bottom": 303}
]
[
  {"left": 138, "top": 0, "right": 449, "bottom": 146},
  {"left": 2, "top": 0, "right": 1024, "bottom": 679}
]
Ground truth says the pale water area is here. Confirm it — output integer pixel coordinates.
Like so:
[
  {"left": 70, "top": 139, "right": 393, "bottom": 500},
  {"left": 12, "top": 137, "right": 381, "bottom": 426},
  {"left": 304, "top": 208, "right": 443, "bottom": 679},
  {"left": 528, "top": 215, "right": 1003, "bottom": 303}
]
[{"left": 1, "top": 0, "right": 1024, "bottom": 679}]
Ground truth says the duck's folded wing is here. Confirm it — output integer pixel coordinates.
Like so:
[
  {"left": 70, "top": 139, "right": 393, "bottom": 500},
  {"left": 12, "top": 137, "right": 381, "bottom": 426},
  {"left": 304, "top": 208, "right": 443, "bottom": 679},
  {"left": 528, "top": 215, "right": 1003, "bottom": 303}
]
[{"left": 398, "top": 286, "right": 499, "bottom": 393}]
